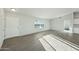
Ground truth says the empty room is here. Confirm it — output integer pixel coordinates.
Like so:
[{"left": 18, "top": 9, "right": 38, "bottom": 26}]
[{"left": 0, "top": 8, "right": 79, "bottom": 51}]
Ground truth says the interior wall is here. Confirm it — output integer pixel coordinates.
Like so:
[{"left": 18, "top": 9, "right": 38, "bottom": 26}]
[
  {"left": 50, "top": 13, "right": 73, "bottom": 33},
  {"left": 50, "top": 17, "right": 64, "bottom": 32},
  {"left": 73, "top": 18, "right": 79, "bottom": 34},
  {"left": 0, "top": 9, "right": 5, "bottom": 48},
  {"left": 4, "top": 12, "right": 19, "bottom": 39},
  {"left": 73, "top": 12, "right": 79, "bottom": 34},
  {"left": 4, "top": 9, "right": 74, "bottom": 39},
  {"left": 4, "top": 11, "right": 50, "bottom": 39},
  {"left": 19, "top": 14, "right": 50, "bottom": 36}
]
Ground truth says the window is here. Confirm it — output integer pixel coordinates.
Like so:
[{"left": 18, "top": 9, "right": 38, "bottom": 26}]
[{"left": 34, "top": 19, "right": 44, "bottom": 29}]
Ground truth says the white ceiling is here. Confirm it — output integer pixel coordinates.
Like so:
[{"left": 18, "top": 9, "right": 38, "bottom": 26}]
[{"left": 8, "top": 8, "right": 79, "bottom": 19}]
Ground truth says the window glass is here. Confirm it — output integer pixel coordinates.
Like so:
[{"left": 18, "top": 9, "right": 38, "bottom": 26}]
[{"left": 34, "top": 19, "right": 44, "bottom": 29}]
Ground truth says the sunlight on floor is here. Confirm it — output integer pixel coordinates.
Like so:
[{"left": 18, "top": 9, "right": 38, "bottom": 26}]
[
  {"left": 39, "top": 34, "right": 77, "bottom": 51},
  {"left": 39, "top": 34, "right": 56, "bottom": 51}
]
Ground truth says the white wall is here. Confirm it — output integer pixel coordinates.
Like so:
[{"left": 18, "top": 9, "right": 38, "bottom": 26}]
[
  {"left": 5, "top": 12, "right": 19, "bottom": 39},
  {"left": 50, "top": 13, "right": 73, "bottom": 33},
  {"left": 0, "top": 9, "right": 5, "bottom": 48},
  {"left": 19, "top": 14, "right": 50, "bottom": 36},
  {"left": 4, "top": 11, "right": 50, "bottom": 39},
  {"left": 4, "top": 9, "right": 74, "bottom": 39},
  {"left": 50, "top": 17, "right": 64, "bottom": 32}
]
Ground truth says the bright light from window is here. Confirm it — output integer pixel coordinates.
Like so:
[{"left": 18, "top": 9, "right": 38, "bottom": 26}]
[
  {"left": 34, "top": 19, "right": 44, "bottom": 29},
  {"left": 11, "top": 8, "right": 16, "bottom": 12}
]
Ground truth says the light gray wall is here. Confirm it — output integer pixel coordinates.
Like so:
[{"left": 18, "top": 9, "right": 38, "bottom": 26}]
[
  {"left": 73, "top": 12, "right": 79, "bottom": 34},
  {"left": 4, "top": 11, "right": 50, "bottom": 39},
  {"left": 4, "top": 12, "right": 19, "bottom": 39},
  {"left": 0, "top": 9, "right": 5, "bottom": 48},
  {"left": 50, "top": 13, "right": 73, "bottom": 33},
  {"left": 4, "top": 9, "right": 74, "bottom": 39},
  {"left": 50, "top": 17, "right": 64, "bottom": 32},
  {"left": 19, "top": 14, "right": 50, "bottom": 36}
]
